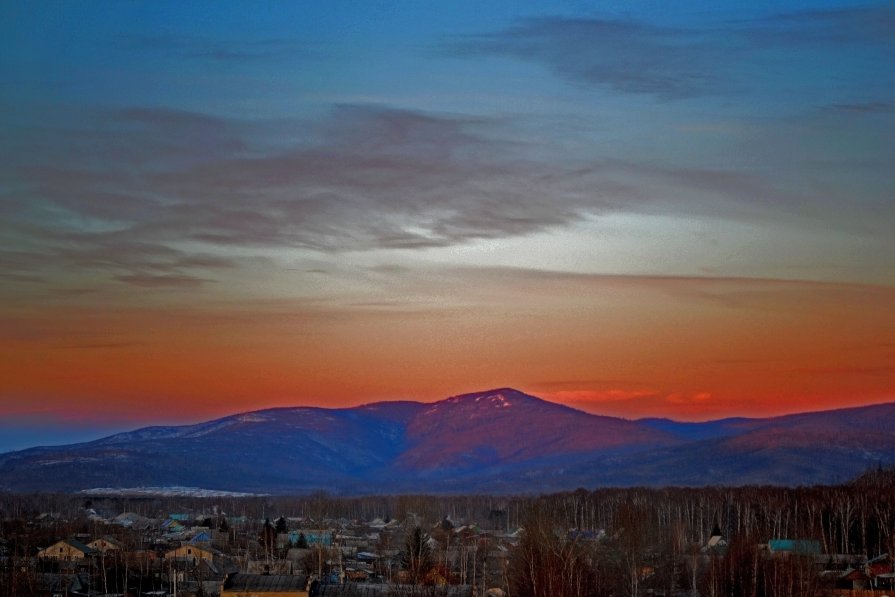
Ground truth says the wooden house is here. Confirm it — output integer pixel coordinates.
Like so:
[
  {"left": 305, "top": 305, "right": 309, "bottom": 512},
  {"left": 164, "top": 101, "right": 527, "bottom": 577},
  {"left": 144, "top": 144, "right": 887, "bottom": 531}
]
[
  {"left": 165, "top": 544, "right": 217, "bottom": 564},
  {"left": 87, "top": 536, "right": 122, "bottom": 553},
  {"left": 37, "top": 539, "right": 94, "bottom": 561}
]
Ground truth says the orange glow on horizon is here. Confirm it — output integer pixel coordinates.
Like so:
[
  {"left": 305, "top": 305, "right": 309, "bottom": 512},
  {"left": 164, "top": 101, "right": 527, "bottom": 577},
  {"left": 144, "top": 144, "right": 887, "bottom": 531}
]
[{"left": 3, "top": 274, "right": 893, "bottom": 426}]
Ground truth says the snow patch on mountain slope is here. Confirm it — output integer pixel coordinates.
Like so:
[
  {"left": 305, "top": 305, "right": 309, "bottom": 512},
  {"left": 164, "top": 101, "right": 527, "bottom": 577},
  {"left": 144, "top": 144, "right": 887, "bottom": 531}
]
[{"left": 79, "top": 486, "right": 264, "bottom": 497}]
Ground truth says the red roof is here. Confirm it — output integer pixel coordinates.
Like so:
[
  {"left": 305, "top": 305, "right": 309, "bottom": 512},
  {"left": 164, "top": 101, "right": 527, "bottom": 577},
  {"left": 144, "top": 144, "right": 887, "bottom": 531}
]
[
  {"left": 869, "top": 562, "right": 894, "bottom": 576},
  {"left": 842, "top": 569, "right": 870, "bottom": 581}
]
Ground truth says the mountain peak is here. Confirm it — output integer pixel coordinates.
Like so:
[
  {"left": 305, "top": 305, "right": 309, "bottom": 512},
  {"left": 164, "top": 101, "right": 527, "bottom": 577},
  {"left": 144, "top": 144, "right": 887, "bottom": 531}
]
[{"left": 442, "top": 387, "right": 535, "bottom": 406}]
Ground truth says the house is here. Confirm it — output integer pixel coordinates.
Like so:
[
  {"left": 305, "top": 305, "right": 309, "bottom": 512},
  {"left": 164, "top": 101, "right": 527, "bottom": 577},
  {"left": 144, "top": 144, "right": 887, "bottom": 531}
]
[
  {"left": 38, "top": 539, "right": 95, "bottom": 561},
  {"left": 813, "top": 552, "right": 865, "bottom": 576},
  {"left": 165, "top": 544, "right": 218, "bottom": 564},
  {"left": 87, "top": 536, "right": 122, "bottom": 553},
  {"left": 189, "top": 530, "right": 213, "bottom": 545},
  {"left": 867, "top": 553, "right": 895, "bottom": 590},
  {"left": 221, "top": 573, "right": 309, "bottom": 596},
  {"left": 36, "top": 512, "right": 63, "bottom": 525},
  {"left": 113, "top": 511, "right": 144, "bottom": 527},
  {"left": 838, "top": 567, "right": 872, "bottom": 590},
  {"left": 568, "top": 529, "right": 605, "bottom": 542},
  {"left": 344, "top": 568, "right": 368, "bottom": 582},
  {"left": 297, "top": 530, "right": 332, "bottom": 546},
  {"left": 162, "top": 519, "right": 186, "bottom": 533},
  {"left": 703, "top": 533, "right": 728, "bottom": 555},
  {"left": 246, "top": 559, "right": 294, "bottom": 575}
]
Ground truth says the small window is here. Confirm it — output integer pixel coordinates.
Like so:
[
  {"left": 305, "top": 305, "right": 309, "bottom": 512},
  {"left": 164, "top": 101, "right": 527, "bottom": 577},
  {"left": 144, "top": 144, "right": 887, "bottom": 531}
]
[{"left": 187, "top": 548, "right": 192, "bottom": 554}]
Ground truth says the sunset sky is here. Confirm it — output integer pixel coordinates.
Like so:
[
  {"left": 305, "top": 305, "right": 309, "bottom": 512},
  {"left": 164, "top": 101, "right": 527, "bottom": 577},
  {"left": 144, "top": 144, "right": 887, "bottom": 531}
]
[{"left": 1, "top": 1, "right": 893, "bottom": 451}]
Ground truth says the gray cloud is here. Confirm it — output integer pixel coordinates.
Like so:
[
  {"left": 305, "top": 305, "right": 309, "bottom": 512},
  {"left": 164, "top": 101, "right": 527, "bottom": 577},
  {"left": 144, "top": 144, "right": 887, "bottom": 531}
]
[
  {"left": 446, "top": 5, "right": 894, "bottom": 100},
  {"left": 134, "top": 105, "right": 802, "bottom": 250},
  {"left": 97, "top": 104, "right": 612, "bottom": 250},
  {"left": 1, "top": 100, "right": 878, "bottom": 298},
  {"left": 449, "top": 17, "right": 720, "bottom": 100}
]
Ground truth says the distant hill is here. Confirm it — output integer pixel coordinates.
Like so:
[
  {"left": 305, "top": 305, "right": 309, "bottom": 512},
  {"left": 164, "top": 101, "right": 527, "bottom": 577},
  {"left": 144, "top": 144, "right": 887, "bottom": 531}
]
[{"left": 1, "top": 388, "right": 893, "bottom": 494}]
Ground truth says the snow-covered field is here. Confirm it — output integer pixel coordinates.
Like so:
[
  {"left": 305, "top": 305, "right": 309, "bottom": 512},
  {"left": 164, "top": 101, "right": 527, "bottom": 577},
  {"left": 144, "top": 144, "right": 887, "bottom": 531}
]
[{"left": 79, "top": 486, "right": 265, "bottom": 497}]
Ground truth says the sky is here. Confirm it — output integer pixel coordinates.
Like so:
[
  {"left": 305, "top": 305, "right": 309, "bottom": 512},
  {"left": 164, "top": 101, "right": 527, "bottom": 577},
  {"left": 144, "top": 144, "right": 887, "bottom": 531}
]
[{"left": 1, "top": 1, "right": 893, "bottom": 452}]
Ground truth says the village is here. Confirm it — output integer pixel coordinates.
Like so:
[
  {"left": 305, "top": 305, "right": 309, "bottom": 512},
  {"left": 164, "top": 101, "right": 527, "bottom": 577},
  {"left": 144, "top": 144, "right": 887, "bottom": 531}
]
[
  {"left": 3, "top": 503, "right": 513, "bottom": 597},
  {"left": 1, "top": 486, "right": 895, "bottom": 597}
]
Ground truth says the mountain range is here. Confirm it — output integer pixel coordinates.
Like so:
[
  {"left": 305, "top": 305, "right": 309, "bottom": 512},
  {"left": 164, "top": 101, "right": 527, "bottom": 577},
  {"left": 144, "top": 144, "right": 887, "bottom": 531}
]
[{"left": 2, "top": 388, "right": 894, "bottom": 494}]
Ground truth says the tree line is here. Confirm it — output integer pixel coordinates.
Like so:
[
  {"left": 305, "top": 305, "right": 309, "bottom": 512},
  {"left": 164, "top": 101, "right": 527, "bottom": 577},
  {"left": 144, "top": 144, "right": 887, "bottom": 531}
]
[{"left": 2, "top": 469, "right": 894, "bottom": 596}]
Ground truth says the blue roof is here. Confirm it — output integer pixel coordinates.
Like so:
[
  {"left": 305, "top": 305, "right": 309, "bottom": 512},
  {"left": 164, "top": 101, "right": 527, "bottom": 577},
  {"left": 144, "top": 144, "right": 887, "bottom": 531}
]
[
  {"left": 768, "top": 539, "right": 822, "bottom": 555},
  {"left": 190, "top": 531, "right": 212, "bottom": 543},
  {"left": 289, "top": 531, "right": 331, "bottom": 546}
]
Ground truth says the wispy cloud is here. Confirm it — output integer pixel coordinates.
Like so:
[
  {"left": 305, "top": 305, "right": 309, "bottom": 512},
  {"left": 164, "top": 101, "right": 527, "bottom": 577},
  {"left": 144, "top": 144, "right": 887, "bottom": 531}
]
[
  {"left": 0, "top": 103, "right": 622, "bottom": 293},
  {"left": 113, "top": 273, "right": 212, "bottom": 289},
  {"left": 826, "top": 102, "right": 893, "bottom": 114},
  {"left": 447, "top": 5, "right": 894, "bottom": 102},
  {"left": 448, "top": 17, "right": 721, "bottom": 99},
  {"left": 2, "top": 102, "right": 804, "bottom": 254},
  {"left": 3, "top": 92, "right": 890, "bottom": 301}
]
